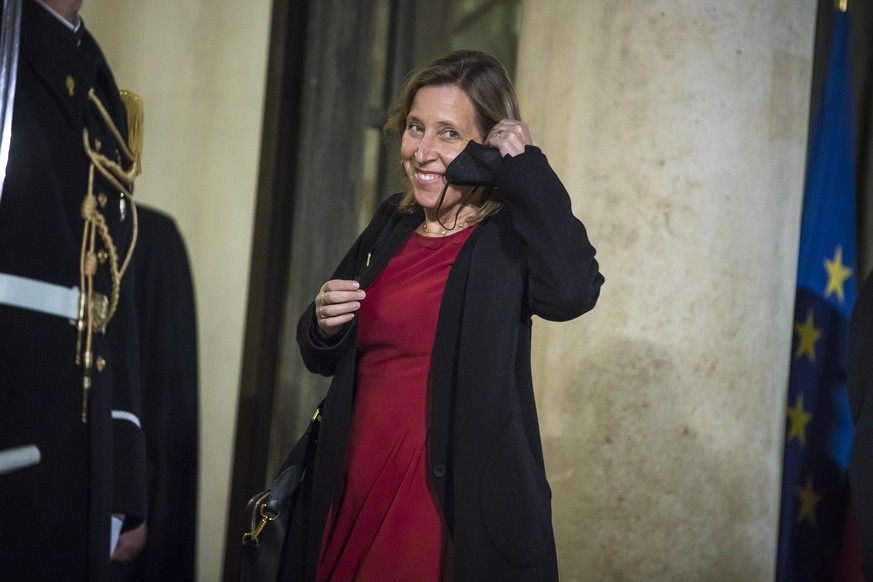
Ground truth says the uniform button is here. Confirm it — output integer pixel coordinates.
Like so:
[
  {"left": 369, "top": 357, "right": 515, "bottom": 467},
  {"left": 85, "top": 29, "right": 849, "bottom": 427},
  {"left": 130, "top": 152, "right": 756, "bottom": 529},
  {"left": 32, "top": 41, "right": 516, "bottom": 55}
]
[
  {"left": 433, "top": 465, "right": 446, "bottom": 478},
  {"left": 96, "top": 356, "right": 106, "bottom": 372}
]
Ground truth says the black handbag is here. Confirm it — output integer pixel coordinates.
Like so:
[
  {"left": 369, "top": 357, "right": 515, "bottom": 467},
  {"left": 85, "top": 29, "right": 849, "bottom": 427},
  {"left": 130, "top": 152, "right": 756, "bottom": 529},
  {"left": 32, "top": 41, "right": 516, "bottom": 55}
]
[{"left": 240, "top": 405, "right": 322, "bottom": 582}]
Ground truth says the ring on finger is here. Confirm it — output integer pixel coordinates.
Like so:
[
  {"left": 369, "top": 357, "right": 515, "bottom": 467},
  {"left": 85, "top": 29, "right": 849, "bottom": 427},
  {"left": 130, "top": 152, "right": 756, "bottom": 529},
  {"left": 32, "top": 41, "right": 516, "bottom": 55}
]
[
  {"left": 320, "top": 293, "right": 326, "bottom": 306},
  {"left": 319, "top": 307, "right": 326, "bottom": 320},
  {"left": 495, "top": 130, "right": 503, "bottom": 139}
]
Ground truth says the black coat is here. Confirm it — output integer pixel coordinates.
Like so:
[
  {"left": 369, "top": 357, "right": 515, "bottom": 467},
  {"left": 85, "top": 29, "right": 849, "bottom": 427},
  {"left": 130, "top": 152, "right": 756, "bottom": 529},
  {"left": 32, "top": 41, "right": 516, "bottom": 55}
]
[
  {"left": 286, "top": 146, "right": 603, "bottom": 581},
  {"left": 0, "top": 3, "right": 146, "bottom": 581},
  {"left": 110, "top": 206, "right": 199, "bottom": 581}
]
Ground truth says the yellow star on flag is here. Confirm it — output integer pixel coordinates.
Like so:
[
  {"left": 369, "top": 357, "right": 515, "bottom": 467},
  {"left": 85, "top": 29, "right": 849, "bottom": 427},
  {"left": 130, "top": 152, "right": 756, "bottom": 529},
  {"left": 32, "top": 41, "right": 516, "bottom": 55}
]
[
  {"left": 794, "top": 310, "right": 822, "bottom": 363},
  {"left": 824, "top": 246, "right": 853, "bottom": 303},
  {"left": 786, "top": 394, "right": 812, "bottom": 446},
  {"left": 795, "top": 475, "right": 821, "bottom": 526}
]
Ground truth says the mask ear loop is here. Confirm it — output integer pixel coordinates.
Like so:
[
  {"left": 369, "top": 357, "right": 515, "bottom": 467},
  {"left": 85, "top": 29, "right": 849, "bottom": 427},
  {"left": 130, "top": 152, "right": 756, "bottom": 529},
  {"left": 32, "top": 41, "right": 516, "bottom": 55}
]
[{"left": 434, "top": 182, "right": 480, "bottom": 232}]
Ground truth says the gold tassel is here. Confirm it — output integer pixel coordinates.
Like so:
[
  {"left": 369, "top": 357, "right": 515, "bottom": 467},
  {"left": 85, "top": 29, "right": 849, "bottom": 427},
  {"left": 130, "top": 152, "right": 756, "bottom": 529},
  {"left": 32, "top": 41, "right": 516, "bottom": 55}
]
[
  {"left": 119, "top": 90, "right": 144, "bottom": 176},
  {"left": 74, "top": 91, "right": 140, "bottom": 422}
]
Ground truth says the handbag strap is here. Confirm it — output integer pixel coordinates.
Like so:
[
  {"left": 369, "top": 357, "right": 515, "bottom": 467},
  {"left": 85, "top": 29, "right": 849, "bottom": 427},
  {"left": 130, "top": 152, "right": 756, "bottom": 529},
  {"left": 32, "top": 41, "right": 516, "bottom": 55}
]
[
  {"left": 267, "top": 405, "right": 322, "bottom": 512},
  {"left": 242, "top": 404, "right": 322, "bottom": 547}
]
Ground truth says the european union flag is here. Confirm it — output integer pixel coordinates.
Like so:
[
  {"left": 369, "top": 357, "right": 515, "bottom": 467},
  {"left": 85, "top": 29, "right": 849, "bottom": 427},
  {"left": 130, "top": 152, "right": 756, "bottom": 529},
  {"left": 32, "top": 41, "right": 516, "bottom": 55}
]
[{"left": 776, "top": 6, "right": 859, "bottom": 581}]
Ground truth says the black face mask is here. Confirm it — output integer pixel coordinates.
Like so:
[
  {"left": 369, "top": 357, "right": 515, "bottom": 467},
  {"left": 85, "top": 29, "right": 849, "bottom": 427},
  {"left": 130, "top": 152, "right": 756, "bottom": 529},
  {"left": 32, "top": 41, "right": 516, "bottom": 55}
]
[
  {"left": 427, "top": 140, "right": 503, "bottom": 232},
  {"left": 444, "top": 140, "right": 503, "bottom": 187}
]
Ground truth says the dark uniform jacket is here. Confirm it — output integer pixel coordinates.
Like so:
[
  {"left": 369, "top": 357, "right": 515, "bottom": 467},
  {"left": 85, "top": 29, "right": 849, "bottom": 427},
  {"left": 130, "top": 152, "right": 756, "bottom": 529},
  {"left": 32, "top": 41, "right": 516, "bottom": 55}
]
[
  {"left": 285, "top": 146, "right": 603, "bottom": 581},
  {"left": 111, "top": 206, "right": 199, "bottom": 582},
  {"left": 0, "top": 2, "right": 146, "bottom": 580}
]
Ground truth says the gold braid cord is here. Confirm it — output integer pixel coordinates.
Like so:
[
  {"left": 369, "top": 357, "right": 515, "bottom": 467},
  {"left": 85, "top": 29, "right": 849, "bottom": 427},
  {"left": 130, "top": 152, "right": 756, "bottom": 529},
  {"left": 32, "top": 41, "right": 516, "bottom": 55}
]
[{"left": 76, "top": 88, "right": 140, "bottom": 423}]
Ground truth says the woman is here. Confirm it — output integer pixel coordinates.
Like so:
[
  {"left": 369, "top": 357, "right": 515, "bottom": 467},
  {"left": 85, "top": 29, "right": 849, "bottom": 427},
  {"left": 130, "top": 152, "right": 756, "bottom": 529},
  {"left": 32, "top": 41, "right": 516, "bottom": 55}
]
[{"left": 289, "top": 50, "right": 603, "bottom": 581}]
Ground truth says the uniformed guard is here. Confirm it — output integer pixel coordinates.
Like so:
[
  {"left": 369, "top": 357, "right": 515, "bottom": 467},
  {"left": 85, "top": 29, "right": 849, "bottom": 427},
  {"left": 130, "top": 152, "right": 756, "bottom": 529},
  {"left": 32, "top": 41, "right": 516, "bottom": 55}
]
[{"left": 0, "top": 1, "right": 147, "bottom": 580}]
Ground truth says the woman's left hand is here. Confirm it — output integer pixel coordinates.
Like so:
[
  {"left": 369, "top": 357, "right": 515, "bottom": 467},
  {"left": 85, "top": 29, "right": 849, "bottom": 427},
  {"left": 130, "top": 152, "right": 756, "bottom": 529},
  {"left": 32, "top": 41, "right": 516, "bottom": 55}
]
[{"left": 485, "top": 119, "right": 536, "bottom": 158}]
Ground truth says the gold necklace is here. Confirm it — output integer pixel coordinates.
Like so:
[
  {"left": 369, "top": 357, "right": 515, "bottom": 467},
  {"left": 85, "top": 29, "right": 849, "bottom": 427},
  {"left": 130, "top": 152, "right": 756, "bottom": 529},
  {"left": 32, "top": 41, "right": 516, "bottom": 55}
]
[
  {"left": 421, "top": 217, "right": 475, "bottom": 236},
  {"left": 421, "top": 222, "right": 460, "bottom": 236}
]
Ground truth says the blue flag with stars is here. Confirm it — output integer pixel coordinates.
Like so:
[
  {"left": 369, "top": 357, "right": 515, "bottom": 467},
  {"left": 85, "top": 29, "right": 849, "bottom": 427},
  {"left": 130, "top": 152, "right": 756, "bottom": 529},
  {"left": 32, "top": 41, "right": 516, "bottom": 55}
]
[{"left": 776, "top": 6, "right": 858, "bottom": 581}]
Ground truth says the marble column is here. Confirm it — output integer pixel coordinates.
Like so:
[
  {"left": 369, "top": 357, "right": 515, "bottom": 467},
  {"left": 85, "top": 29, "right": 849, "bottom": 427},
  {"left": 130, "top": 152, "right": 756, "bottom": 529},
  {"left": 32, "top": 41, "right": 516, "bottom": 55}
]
[{"left": 516, "top": 1, "right": 816, "bottom": 579}]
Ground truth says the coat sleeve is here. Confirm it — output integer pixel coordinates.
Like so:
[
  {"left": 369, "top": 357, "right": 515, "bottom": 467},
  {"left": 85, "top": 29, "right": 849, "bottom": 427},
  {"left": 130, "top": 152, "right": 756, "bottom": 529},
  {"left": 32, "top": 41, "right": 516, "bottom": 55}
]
[
  {"left": 296, "top": 195, "right": 402, "bottom": 376},
  {"left": 296, "top": 306, "right": 354, "bottom": 377},
  {"left": 493, "top": 146, "right": 604, "bottom": 321},
  {"left": 106, "top": 264, "right": 148, "bottom": 526},
  {"left": 103, "top": 84, "right": 148, "bottom": 529}
]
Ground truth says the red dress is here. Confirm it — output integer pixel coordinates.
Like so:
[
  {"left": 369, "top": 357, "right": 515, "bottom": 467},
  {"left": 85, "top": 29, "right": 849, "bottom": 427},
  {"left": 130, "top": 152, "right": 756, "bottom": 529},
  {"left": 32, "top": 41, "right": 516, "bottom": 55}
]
[{"left": 317, "top": 227, "right": 475, "bottom": 581}]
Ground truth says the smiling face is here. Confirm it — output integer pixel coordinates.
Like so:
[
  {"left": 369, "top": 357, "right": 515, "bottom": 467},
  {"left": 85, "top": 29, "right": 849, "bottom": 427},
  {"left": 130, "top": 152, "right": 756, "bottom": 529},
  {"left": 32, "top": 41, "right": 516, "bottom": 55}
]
[{"left": 400, "top": 84, "right": 485, "bottom": 217}]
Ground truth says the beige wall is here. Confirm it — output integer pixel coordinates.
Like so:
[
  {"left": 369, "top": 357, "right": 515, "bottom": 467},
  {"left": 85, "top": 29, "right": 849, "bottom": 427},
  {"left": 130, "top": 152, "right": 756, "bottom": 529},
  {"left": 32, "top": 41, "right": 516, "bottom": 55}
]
[
  {"left": 518, "top": 0, "right": 815, "bottom": 579},
  {"left": 80, "top": 0, "right": 818, "bottom": 579},
  {"left": 81, "top": 2, "right": 271, "bottom": 580}
]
